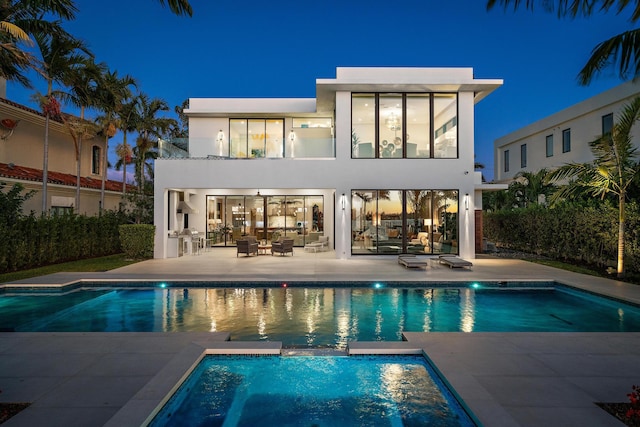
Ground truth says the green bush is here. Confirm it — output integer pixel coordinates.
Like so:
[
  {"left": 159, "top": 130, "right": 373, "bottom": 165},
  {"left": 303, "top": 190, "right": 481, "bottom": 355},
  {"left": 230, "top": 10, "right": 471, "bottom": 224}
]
[
  {"left": 484, "top": 201, "right": 639, "bottom": 274},
  {"left": 118, "top": 224, "right": 155, "bottom": 260},
  {"left": 0, "top": 211, "right": 126, "bottom": 274}
]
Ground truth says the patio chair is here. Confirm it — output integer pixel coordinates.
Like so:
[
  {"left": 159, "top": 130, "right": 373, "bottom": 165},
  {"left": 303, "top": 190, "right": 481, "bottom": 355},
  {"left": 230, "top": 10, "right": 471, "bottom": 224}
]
[
  {"left": 438, "top": 254, "right": 473, "bottom": 269},
  {"left": 271, "top": 238, "right": 294, "bottom": 256},
  {"left": 237, "top": 236, "right": 258, "bottom": 257},
  {"left": 304, "top": 235, "right": 329, "bottom": 252},
  {"left": 398, "top": 255, "right": 429, "bottom": 269}
]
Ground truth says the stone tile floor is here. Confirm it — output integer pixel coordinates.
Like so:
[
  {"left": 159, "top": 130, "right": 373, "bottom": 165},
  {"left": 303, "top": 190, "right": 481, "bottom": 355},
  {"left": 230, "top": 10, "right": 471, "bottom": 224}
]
[{"left": 1, "top": 251, "right": 639, "bottom": 426}]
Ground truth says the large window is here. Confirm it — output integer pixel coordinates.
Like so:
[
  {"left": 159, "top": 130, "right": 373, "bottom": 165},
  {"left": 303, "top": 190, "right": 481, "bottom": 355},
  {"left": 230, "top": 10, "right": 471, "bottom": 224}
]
[
  {"left": 602, "top": 113, "right": 613, "bottom": 135},
  {"left": 520, "top": 144, "right": 527, "bottom": 168},
  {"left": 351, "top": 189, "right": 459, "bottom": 255},
  {"left": 290, "top": 118, "right": 334, "bottom": 157},
  {"left": 206, "top": 194, "right": 324, "bottom": 247},
  {"left": 546, "top": 135, "right": 553, "bottom": 157},
  {"left": 352, "top": 93, "right": 456, "bottom": 159},
  {"left": 562, "top": 128, "right": 571, "bottom": 153},
  {"left": 229, "top": 119, "right": 284, "bottom": 158}
]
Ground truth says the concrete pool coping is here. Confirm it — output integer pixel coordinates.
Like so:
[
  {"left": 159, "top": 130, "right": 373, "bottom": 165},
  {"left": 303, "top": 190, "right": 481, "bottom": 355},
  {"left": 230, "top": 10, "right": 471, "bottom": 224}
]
[{"left": 1, "top": 252, "right": 640, "bottom": 426}]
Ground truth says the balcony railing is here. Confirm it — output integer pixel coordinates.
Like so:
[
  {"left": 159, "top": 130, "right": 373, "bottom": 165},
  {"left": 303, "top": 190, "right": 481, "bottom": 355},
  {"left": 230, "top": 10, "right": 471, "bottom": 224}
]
[{"left": 158, "top": 137, "right": 335, "bottom": 159}]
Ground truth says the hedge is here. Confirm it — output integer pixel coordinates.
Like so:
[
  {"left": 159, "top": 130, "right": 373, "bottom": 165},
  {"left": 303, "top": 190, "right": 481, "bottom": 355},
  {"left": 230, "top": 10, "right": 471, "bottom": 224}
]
[
  {"left": 0, "top": 211, "right": 127, "bottom": 273},
  {"left": 484, "top": 201, "right": 640, "bottom": 274},
  {"left": 119, "top": 224, "right": 155, "bottom": 260}
]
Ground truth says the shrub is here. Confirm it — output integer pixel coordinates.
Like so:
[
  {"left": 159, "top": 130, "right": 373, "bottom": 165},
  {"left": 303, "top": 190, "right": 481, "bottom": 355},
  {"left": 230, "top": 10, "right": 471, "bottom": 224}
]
[{"left": 118, "top": 224, "right": 155, "bottom": 260}]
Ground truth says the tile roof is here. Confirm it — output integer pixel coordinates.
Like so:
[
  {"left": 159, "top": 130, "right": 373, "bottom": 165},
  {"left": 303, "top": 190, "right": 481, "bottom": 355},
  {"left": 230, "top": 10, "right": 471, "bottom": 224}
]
[
  {"left": 0, "top": 97, "right": 65, "bottom": 124},
  {"left": 0, "top": 162, "right": 136, "bottom": 192}
]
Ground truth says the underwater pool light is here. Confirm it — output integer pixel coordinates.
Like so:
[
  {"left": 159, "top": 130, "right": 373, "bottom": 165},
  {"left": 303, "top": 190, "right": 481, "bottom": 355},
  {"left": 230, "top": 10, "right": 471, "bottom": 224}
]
[
  {"left": 471, "top": 283, "right": 480, "bottom": 289},
  {"left": 374, "top": 283, "right": 383, "bottom": 289},
  {"left": 159, "top": 283, "right": 167, "bottom": 288}
]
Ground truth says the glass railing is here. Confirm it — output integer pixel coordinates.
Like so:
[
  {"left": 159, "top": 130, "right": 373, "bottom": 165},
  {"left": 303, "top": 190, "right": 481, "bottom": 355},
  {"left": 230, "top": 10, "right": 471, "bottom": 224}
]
[
  {"left": 158, "top": 138, "right": 189, "bottom": 158},
  {"left": 158, "top": 137, "right": 335, "bottom": 159}
]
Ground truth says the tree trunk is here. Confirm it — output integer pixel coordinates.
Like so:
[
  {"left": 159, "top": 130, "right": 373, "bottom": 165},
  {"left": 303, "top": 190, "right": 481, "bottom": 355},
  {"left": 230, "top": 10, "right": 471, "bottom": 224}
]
[
  {"left": 100, "top": 134, "right": 107, "bottom": 212},
  {"left": 617, "top": 194, "right": 625, "bottom": 278},
  {"left": 42, "top": 114, "right": 50, "bottom": 214},
  {"left": 75, "top": 139, "right": 81, "bottom": 212}
]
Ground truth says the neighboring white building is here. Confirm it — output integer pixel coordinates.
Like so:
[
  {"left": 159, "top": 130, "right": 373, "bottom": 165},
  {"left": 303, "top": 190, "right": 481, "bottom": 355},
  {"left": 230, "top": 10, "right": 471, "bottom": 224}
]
[
  {"left": 153, "top": 67, "right": 503, "bottom": 259},
  {"left": 494, "top": 80, "right": 640, "bottom": 183}
]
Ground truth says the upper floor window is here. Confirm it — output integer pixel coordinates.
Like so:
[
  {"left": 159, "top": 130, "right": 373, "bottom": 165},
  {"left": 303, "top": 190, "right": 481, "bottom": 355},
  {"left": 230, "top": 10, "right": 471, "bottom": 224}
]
[
  {"left": 351, "top": 92, "right": 456, "bottom": 159},
  {"left": 91, "top": 146, "right": 101, "bottom": 175},
  {"left": 546, "top": 135, "right": 553, "bottom": 157},
  {"left": 504, "top": 149, "right": 510, "bottom": 172},
  {"left": 562, "top": 129, "right": 571, "bottom": 153},
  {"left": 602, "top": 113, "right": 613, "bottom": 135},
  {"left": 229, "top": 119, "right": 284, "bottom": 158},
  {"left": 520, "top": 144, "right": 527, "bottom": 168}
]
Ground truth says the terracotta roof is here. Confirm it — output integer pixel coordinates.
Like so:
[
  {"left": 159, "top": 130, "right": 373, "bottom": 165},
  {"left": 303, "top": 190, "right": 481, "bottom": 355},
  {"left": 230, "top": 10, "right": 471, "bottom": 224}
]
[
  {"left": 0, "top": 162, "right": 136, "bottom": 192},
  {"left": 0, "top": 97, "right": 65, "bottom": 125}
]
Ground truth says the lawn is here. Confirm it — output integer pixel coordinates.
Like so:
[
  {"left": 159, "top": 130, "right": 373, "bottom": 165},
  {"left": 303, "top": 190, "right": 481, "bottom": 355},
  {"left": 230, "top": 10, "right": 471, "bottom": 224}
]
[{"left": 0, "top": 254, "right": 140, "bottom": 284}]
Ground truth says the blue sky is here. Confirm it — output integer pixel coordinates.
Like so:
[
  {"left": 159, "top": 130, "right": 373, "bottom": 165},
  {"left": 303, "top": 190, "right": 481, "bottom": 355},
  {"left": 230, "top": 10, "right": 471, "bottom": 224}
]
[{"left": 5, "top": 0, "right": 635, "bottom": 181}]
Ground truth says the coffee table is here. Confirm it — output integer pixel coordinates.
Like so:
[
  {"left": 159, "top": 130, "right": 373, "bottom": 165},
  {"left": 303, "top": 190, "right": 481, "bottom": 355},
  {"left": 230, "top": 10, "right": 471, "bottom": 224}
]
[{"left": 258, "top": 244, "right": 272, "bottom": 255}]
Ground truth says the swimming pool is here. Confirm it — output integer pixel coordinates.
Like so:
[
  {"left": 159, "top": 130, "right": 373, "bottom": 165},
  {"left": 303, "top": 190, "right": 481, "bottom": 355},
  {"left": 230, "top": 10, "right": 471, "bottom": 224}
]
[
  {"left": 147, "top": 355, "right": 477, "bottom": 427},
  {"left": 2, "top": 282, "right": 639, "bottom": 348}
]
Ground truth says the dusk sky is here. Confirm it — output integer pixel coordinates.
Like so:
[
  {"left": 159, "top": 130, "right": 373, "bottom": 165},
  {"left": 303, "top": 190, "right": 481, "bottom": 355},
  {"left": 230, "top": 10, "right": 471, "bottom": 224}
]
[{"left": 5, "top": 0, "right": 635, "bottom": 181}]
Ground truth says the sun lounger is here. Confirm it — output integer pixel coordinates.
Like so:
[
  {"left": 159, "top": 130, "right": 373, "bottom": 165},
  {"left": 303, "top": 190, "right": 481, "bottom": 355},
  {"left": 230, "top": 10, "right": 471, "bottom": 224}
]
[
  {"left": 398, "top": 255, "right": 429, "bottom": 269},
  {"left": 438, "top": 255, "right": 473, "bottom": 269}
]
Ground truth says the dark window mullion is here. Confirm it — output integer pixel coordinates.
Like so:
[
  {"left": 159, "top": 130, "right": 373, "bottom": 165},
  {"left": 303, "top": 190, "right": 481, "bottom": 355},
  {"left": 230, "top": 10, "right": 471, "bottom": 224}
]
[
  {"left": 429, "top": 94, "right": 434, "bottom": 158},
  {"left": 402, "top": 94, "right": 407, "bottom": 158},
  {"left": 374, "top": 93, "right": 380, "bottom": 158}
]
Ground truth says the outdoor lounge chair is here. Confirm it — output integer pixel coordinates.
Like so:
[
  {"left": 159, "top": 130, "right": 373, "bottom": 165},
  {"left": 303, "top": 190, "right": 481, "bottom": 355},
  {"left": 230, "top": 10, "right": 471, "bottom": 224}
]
[
  {"left": 271, "top": 238, "right": 294, "bottom": 256},
  {"left": 438, "top": 254, "right": 473, "bottom": 269},
  {"left": 237, "top": 236, "right": 258, "bottom": 257},
  {"left": 398, "top": 255, "right": 429, "bottom": 269}
]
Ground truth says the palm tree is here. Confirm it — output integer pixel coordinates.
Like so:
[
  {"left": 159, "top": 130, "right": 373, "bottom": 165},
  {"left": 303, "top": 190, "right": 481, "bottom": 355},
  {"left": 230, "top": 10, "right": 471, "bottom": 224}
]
[
  {"left": 509, "top": 168, "right": 555, "bottom": 208},
  {"left": 57, "top": 58, "right": 105, "bottom": 211},
  {"left": 115, "top": 95, "right": 141, "bottom": 196},
  {"left": 486, "top": 1, "right": 640, "bottom": 84},
  {"left": 547, "top": 96, "right": 640, "bottom": 278},
  {"left": 0, "top": 0, "right": 77, "bottom": 86},
  {"left": 93, "top": 69, "right": 136, "bottom": 211},
  {"left": 133, "top": 94, "right": 177, "bottom": 192},
  {"left": 32, "top": 31, "right": 91, "bottom": 213}
]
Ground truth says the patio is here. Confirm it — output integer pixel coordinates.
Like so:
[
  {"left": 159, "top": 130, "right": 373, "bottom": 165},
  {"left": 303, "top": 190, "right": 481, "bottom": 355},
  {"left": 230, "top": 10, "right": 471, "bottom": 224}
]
[{"left": 2, "top": 252, "right": 640, "bottom": 426}]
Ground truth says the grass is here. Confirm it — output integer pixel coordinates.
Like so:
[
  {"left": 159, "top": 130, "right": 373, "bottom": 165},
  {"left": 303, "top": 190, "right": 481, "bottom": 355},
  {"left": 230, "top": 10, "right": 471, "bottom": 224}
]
[
  {"left": 524, "top": 258, "right": 640, "bottom": 285},
  {"left": 0, "top": 254, "right": 140, "bottom": 284}
]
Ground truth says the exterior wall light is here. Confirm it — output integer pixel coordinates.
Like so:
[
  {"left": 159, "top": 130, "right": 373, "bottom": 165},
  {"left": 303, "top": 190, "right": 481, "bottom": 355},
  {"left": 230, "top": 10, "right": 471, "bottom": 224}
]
[
  {"left": 341, "top": 193, "right": 346, "bottom": 210},
  {"left": 464, "top": 193, "right": 470, "bottom": 211},
  {"left": 216, "top": 130, "right": 225, "bottom": 156}
]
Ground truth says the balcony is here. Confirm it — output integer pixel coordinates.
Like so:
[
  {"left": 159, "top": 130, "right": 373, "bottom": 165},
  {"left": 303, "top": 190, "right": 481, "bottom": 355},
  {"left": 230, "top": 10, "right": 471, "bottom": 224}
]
[{"left": 158, "top": 136, "right": 335, "bottom": 159}]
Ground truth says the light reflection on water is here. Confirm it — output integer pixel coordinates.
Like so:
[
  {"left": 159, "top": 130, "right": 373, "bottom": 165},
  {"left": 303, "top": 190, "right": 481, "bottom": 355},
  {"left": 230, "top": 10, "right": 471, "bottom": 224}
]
[{"left": 5, "top": 287, "right": 640, "bottom": 348}]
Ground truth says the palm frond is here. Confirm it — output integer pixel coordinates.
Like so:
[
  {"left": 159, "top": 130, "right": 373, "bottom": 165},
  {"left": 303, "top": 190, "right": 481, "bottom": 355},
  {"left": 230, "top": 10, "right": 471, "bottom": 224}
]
[
  {"left": 578, "top": 28, "right": 640, "bottom": 85},
  {"left": 156, "top": 0, "right": 193, "bottom": 16}
]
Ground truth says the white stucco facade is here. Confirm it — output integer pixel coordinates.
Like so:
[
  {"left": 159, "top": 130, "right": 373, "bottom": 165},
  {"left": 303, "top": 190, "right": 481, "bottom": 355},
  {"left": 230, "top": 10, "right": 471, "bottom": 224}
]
[
  {"left": 154, "top": 67, "right": 502, "bottom": 259},
  {"left": 494, "top": 80, "right": 640, "bottom": 183}
]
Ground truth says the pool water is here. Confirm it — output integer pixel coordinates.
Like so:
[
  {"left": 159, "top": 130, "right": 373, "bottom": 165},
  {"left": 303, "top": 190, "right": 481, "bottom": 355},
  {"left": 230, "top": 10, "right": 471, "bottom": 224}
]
[
  {"left": 2, "top": 284, "right": 640, "bottom": 348},
  {"left": 148, "top": 355, "right": 476, "bottom": 427}
]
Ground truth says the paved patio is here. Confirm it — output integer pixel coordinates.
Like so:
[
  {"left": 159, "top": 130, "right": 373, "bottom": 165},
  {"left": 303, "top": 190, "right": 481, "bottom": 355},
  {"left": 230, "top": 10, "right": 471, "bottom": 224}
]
[{"left": 1, "top": 250, "right": 640, "bottom": 426}]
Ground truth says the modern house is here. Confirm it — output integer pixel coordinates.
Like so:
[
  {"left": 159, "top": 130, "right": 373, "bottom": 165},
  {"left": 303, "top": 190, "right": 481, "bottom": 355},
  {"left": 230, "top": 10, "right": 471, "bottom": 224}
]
[
  {"left": 0, "top": 82, "right": 128, "bottom": 215},
  {"left": 494, "top": 80, "right": 640, "bottom": 183},
  {"left": 154, "top": 67, "right": 503, "bottom": 259}
]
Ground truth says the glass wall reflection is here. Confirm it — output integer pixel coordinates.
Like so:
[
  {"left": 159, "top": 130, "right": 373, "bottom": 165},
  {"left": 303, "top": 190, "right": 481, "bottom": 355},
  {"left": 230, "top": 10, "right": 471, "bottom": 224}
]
[
  {"left": 351, "top": 189, "right": 459, "bottom": 255},
  {"left": 206, "top": 194, "right": 324, "bottom": 247}
]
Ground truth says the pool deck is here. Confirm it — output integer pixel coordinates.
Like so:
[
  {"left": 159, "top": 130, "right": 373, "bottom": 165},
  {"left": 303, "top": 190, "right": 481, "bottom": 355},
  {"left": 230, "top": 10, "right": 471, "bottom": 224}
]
[{"left": 1, "top": 250, "right": 640, "bottom": 426}]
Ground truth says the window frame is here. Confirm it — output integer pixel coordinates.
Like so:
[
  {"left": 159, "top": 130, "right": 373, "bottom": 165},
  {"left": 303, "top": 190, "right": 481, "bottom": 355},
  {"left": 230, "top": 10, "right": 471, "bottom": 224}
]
[
  {"left": 562, "top": 128, "right": 571, "bottom": 153},
  {"left": 91, "top": 145, "right": 101, "bottom": 175},
  {"left": 351, "top": 92, "right": 457, "bottom": 159},
  {"left": 602, "top": 113, "right": 613, "bottom": 135},
  {"left": 520, "top": 143, "right": 527, "bottom": 168},
  {"left": 504, "top": 149, "right": 510, "bottom": 173},
  {"left": 546, "top": 134, "right": 553, "bottom": 157}
]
